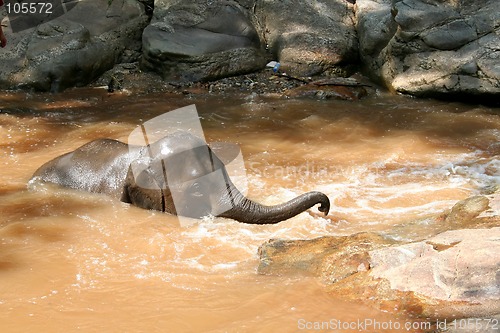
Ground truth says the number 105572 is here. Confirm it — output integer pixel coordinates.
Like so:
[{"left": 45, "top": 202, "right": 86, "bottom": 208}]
[{"left": 6, "top": 2, "right": 53, "bottom": 14}]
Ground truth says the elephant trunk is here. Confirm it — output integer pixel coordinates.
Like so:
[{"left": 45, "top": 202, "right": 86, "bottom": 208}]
[{"left": 218, "top": 189, "right": 330, "bottom": 225}]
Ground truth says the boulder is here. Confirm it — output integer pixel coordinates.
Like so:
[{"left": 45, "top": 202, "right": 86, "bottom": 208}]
[
  {"left": 365, "top": 228, "right": 500, "bottom": 318},
  {"left": 259, "top": 227, "right": 500, "bottom": 319},
  {"left": 445, "top": 195, "right": 490, "bottom": 225},
  {"left": 355, "top": 0, "right": 396, "bottom": 73},
  {"left": 255, "top": 0, "right": 358, "bottom": 77},
  {"left": 140, "top": 0, "right": 267, "bottom": 82},
  {"left": 356, "top": 0, "right": 500, "bottom": 98},
  {"left": 258, "top": 192, "right": 500, "bottom": 319},
  {"left": 0, "top": 0, "right": 148, "bottom": 92}
]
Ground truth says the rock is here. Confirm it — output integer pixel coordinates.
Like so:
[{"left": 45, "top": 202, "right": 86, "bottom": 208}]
[
  {"left": 372, "top": 225, "right": 500, "bottom": 318},
  {"left": 385, "top": 195, "right": 493, "bottom": 242},
  {"left": 258, "top": 196, "right": 500, "bottom": 319},
  {"left": 365, "top": 228, "right": 500, "bottom": 318},
  {"left": 140, "top": 0, "right": 267, "bottom": 82},
  {"left": 255, "top": 0, "right": 358, "bottom": 77},
  {"left": 283, "top": 78, "right": 369, "bottom": 100},
  {"left": 356, "top": 0, "right": 500, "bottom": 98},
  {"left": 422, "top": 20, "right": 478, "bottom": 51},
  {"left": 258, "top": 233, "right": 395, "bottom": 283},
  {"left": 355, "top": 0, "right": 395, "bottom": 61},
  {"left": 445, "top": 195, "right": 490, "bottom": 225},
  {"left": 284, "top": 84, "right": 367, "bottom": 100},
  {"left": 0, "top": 0, "right": 148, "bottom": 92}
]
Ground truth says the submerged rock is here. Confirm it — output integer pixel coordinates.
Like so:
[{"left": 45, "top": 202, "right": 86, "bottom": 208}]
[
  {"left": 0, "top": 0, "right": 148, "bottom": 92},
  {"left": 356, "top": 0, "right": 500, "bottom": 98},
  {"left": 258, "top": 233, "right": 395, "bottom": 282}
]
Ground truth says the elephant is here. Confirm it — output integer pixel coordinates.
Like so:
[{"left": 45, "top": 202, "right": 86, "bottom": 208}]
[{"left": 30, "top": 131, "right": 330, "bottom": 224}]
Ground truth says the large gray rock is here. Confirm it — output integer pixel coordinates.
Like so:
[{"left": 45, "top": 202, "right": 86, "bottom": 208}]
[
  {"left": 255, "top": 0, "right": 358, "bottom": 77},
  {"left": 356, "top": 0, "right": 500, "bottom": 97},
  {"left": 0, "top": 0, "right": 148, "bottom": 92},
  {"left": 355, "top": 0, "right": 395, "bottom": 72},
  {"left": 141, "top": 0, "right": 267, "bottom": 82}
]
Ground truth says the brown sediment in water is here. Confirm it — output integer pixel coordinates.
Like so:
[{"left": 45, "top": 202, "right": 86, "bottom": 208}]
[{"left": 0, "top": 88, "right": 499, "bottom": 332}]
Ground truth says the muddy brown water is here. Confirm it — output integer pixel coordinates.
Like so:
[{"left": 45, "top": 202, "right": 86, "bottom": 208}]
[{"left": 1, "top": 88, "right": 499, "bottom": 332}]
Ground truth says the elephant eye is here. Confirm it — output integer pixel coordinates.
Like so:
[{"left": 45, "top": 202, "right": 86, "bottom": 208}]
[{"left": 189, "top": 182, "right": 205, "bottom": 197}]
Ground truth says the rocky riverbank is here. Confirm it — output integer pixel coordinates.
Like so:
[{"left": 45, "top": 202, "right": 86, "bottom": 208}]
[
  {"left": 92, "top": 62, "right": 373, "bottom": 100},
  {"left": 258, "top": 189, "right": 500, "bottom": 327},
  {"left": 1, "top": 0, "right": 498, "bottom": 100}
]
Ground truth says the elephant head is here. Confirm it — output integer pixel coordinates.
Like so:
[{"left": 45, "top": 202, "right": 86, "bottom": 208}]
[{"left": 124, "top": 132, "right": 330, "bottom": 224}]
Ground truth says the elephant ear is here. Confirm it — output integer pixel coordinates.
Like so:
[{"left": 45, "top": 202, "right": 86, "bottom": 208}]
[{"left": 122, "top": 166, "right": 175, "bottom": 213}]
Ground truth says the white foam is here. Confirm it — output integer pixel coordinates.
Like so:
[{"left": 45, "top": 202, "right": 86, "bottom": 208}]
[{"left": 66, "top": 152, "right": 499, "bottom": 286}]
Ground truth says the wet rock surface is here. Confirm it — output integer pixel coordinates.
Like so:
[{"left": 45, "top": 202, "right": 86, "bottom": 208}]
[
  {"left": 258, "top": 233, "right": 395, "bottom": 282},
  {"left": 258, "top": 191, "right": 500, "bottom": 320}
]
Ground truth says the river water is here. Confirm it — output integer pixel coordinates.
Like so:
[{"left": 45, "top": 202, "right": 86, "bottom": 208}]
[{"left": 1, "top": 89, "right": 499, "bottom": 332}]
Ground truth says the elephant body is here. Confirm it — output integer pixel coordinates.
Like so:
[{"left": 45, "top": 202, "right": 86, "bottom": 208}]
[{"left": 30, "top": 132, "right": 330, "bottom": 224}]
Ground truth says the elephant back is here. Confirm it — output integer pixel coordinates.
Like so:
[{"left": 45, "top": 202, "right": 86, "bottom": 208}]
[{"left": 31, "top": 139, "right": 134, "bottom": 199}]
